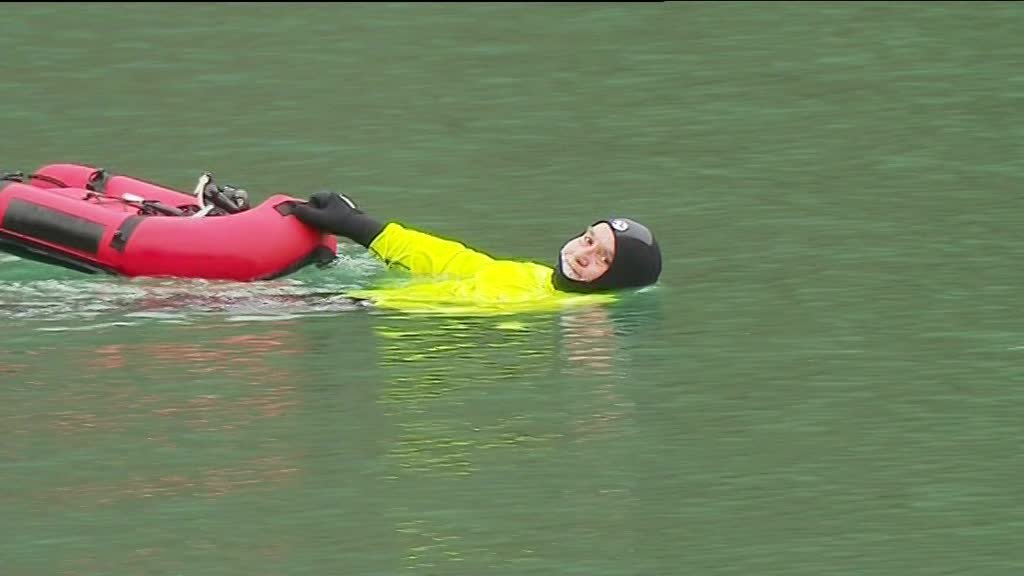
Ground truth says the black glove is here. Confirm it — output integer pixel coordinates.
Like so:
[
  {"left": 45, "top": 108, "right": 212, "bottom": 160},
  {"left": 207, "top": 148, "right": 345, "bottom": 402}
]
[{"left": 290, "top": 191, "right": 386, "bottom": 248}]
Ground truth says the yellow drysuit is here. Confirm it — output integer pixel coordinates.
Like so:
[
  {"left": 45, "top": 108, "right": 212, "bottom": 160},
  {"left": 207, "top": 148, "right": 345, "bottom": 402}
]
[{"left": 345, "top": 223, "right": 615, "bottom": 315}]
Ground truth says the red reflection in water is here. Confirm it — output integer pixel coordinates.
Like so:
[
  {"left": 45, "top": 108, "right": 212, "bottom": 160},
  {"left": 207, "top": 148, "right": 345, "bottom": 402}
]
[
  {"left": 0, "top": 346, "right": 29, "bottom": 384},
  {"left": 47, "top": 455, "right": 300, "bottom": 504},
  {"left": 559, "top": 307, "right": 633, "bottom": 442},
  {"left": 0, "top": 361, "right": 24, "bottom": 376},
  {"left": 18, "top": 325, "right": 309, "bottom": 540},
  {"left": 87, "top": 345, "right": 125, "bottom": 370},
  {"left": 47, "top": 328, "right": 306, "bottom": 435},
  {"left": 560, "top": 306, "right": 616, "bottom": 377}
]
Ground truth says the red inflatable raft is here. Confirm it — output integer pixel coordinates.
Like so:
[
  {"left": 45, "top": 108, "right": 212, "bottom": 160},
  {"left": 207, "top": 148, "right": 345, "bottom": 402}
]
[{"left": 0, "top": 163, "right": 336, "bottom": 280}]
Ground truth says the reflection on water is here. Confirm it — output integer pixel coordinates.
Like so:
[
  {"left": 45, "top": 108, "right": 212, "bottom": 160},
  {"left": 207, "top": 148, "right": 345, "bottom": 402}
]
[
  {"left": 560, "top": 305, "right": 617, "bottom": 377},
  {"left": 2, "top": 320, "right": 316, "bottom": 574},
  {"left": 370, "top": 303, "right": 640, "bottom": 473},
  {"left": 4, "top": 1, "right": 1024, "bottom": 571},
  {"left": 4, "top": 324, "right": 308, "bottom": 510},
  {"left": 47, "top": 455, "right": 300, "bottom": 503},
  {"left": 2, "top": 293, "right": 656, "bottom": 574},
  {"left": 367, "top": 302, "right": 650, "bottom": 573},
  {"left": 375, "top": 313, "right": 565, "bottom": 478}
]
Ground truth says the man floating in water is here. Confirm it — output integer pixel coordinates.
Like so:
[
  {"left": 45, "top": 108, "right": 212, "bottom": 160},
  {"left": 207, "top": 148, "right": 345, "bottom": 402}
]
[{"left": 289, "top": 190, "right": 662, "bottom": 314}]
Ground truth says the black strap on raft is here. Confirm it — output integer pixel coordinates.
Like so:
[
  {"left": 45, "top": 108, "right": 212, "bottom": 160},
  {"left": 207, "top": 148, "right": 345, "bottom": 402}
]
[
  {"left": 82, "top": 190, "right": 185, "bottom": 217},
  {"left": 140, "top": 201, "right": 186, "bottom": 217},
  {"left": 1, "top": 171, "right": 70, "bottom": 188},
  {"left": 274, "top": 201, "right": 296, "bottom": 216}
]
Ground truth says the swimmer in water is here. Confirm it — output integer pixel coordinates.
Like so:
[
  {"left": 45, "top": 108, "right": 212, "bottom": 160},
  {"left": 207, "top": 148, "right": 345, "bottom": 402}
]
[{"left": 289, "top": 191, "right": 661, "bottom": 312}]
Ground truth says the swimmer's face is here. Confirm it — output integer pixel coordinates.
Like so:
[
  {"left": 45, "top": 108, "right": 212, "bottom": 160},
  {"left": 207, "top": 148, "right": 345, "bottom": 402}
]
[{"left": 559, "top": 222, "right": 616, "bottom": 283}]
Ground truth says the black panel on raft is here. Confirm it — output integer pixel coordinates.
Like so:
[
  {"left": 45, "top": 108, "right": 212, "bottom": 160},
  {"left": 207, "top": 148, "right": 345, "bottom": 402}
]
[
  {"left": 257, "top": 244, "right": 338, "bottom": 281},
  {"left": 109, "top": 216, "right": 146, "bottom": 253},
  {"left": 0, "top": 231, "right": 114, "bottom": 274},
  {"left": 1, "top": 199, "right": 105, "bottom": 255}
]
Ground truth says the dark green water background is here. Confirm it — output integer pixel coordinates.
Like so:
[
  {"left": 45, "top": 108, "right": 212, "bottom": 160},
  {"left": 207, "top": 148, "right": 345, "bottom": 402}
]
[{"left": 2, "top": 3, "right": 1021, "bottom": 574}]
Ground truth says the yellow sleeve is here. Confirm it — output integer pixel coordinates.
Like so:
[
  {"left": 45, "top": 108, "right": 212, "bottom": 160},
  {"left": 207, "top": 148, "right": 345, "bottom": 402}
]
[{"left": 367, "top": 222, "right": 496, "bottom": 278}]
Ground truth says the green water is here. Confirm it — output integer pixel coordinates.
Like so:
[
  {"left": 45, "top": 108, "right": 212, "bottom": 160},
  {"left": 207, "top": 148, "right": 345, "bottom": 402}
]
[{"left": 2, "top": 3, "right": 1022, "bottom": 574}]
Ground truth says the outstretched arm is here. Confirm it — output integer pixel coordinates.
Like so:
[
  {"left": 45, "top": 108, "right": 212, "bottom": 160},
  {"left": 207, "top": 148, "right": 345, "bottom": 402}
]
[
  {"left": 290, "top": 191, "right": 494, "bottom": 278},
  {"left": 366, "top": 222, "right": 494, "bottom": 278}
]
